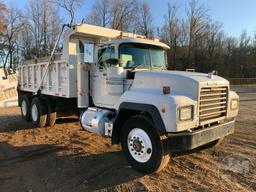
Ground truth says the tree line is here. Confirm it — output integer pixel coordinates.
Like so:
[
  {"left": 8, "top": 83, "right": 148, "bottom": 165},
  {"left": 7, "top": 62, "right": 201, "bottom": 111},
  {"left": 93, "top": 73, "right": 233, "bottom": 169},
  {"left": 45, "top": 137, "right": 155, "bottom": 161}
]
[
  {"left": 0, "top": 0, "right": 256, "bottom": 78},
  {"left": 0, "top": 0, "right": 82, "bottom": 77}
]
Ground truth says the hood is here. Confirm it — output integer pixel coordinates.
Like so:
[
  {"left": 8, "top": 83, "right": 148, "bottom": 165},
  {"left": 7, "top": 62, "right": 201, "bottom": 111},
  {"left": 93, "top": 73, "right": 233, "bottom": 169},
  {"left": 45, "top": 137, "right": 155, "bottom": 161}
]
[{"left": 131, "top": 70, "right": 229, "bottom": 100}]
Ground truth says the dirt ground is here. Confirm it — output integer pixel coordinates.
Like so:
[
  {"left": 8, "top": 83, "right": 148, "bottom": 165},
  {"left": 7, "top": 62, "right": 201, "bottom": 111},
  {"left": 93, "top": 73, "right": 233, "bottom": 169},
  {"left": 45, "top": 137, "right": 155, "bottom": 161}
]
[{"left": 0, "top": 90, "right": 255, "bottom": 192}]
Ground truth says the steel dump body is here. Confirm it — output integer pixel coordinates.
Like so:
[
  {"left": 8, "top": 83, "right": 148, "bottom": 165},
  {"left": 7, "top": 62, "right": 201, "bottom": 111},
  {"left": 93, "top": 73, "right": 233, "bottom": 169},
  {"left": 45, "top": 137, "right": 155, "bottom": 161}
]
[{"left": 18, "top": 60, "right": 77, "bottom": 98}]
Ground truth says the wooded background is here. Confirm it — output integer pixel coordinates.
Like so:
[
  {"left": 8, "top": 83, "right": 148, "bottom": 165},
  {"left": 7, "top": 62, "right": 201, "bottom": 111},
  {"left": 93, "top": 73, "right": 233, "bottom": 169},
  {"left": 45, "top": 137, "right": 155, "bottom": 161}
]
[{"left": 0, "top": 0, "right": 256, "bottom": 78}]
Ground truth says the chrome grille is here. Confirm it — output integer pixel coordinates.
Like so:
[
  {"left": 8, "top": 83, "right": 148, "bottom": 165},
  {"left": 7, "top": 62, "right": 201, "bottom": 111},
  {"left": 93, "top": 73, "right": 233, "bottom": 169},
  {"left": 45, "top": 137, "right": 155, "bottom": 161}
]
[{"left": 199, "top": 86, "right": 228, "bottom": 124}]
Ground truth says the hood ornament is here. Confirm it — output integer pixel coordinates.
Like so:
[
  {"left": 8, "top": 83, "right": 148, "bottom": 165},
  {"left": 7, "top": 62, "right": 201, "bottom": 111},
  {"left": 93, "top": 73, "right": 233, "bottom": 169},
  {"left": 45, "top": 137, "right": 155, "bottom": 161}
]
[{"left": 208, "top": 70, "right": 218, "bottom": 79}]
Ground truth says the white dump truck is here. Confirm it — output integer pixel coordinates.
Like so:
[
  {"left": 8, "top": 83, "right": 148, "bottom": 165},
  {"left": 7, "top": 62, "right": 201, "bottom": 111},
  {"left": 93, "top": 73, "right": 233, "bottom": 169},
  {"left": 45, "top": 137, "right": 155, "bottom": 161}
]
[{"left": 17, "top": 24, "right": 239, "bottom": 173}]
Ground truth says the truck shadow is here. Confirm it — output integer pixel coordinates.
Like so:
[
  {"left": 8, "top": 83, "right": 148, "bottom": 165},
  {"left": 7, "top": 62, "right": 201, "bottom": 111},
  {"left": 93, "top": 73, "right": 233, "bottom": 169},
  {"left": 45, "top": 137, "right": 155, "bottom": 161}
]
[
  {"left": 56, "top": 117, "right": 79, "bottom": 124},
  {"left": 0, "top": 142, "right": 144, "bottom": 192},
  {"left": 0, "top": 114, "right": 78, "bottom": 132},
  {"left": 171, "top": 140, "right": 218, "bottom": 157},
  {"left": 0, "top": 114, "right": 35, "bottom": 132}
]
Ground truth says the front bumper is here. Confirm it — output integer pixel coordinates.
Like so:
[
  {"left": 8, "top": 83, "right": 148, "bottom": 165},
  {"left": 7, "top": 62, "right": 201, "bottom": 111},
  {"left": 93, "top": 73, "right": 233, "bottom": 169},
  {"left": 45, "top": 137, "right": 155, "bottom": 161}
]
[{"left": 167, "top": 120, "right": 235, "bottom": 152}]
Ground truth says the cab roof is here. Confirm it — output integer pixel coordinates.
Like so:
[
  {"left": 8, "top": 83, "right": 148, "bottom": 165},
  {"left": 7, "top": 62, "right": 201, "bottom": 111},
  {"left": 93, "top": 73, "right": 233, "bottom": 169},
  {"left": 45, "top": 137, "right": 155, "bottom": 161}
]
[
  {"left": 64, "top": 23, "right": 170, "bottom": 50},
  {"left": 102, "top": 37, "right": 170, "bottom": 50}
]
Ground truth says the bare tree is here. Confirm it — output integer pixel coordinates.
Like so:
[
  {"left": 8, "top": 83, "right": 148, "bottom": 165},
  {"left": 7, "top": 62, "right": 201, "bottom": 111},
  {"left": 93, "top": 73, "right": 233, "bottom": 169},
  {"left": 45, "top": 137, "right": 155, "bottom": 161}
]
[
  {"left": 86, "top": 0, "right": 139, "bottom": 32},
  {"left": 205, "top": 21, "right": 223, "bottom": 70},
  {"left": 23, "top": 0, "right": 62, "bottom": 59},
  {"left": 55, "top": 0, "right": 84, "bottom": 25},
  {"left": 161, "top": 3, "right": 180, "bottom": 69},
  {"left": 224, "top": 37, "right": 237, "bottom": 57},
  {"left": 239, "top": 30, "right": 251, "bottom": 49},
  {"left": 238, "top": 30, "right": 251, "bottom": 77},
  {"left": 42, "top": 0, "right": 62, "bottom": 56},
  {"left": 28, "top": 0, "right": 43, "bottom": 57},
  {"left": 19, "top": 19, "right": 33, "bottom": 60},
  {"left": 0, "top": 3, "right": 7, "bottom": 34},
  {"left": 178, "top": 19, "right": 189, "bottom": 47},
  {"left": 48, "top": 9, "right": 62, "bottom": 54},
  {"left": 0, "top": 0, "right": 255, "bottom": 78},
  {"left": 135, "top": 1, "right": 154, "bottom": 37},
  {"left": 86, "top": 0, "right": 111, "bottom": 27},
  {"left": 111, "top": 0, "right": 138, "bottom": 31},
  {"left": 0, "top": 2, "right": 8, "bottom": 64},
  {"left": 253, "top": 32, "right": 256, "bottom": 49},
  {"left": 2, "top": 6, "right": 23, "bottom": 75},
  {"left": 186, "top": 0, "right": 209, "bottom": 69},
  {"left": 42, "top": 0, "right": 51, "bottom": 56}
]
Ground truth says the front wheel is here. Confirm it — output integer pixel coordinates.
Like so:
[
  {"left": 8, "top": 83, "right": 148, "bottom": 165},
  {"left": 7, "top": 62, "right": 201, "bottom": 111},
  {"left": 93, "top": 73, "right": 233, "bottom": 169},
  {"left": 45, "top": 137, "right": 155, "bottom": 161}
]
[{"left": 120, "top": 115, "right": 170, "bottom": 173}]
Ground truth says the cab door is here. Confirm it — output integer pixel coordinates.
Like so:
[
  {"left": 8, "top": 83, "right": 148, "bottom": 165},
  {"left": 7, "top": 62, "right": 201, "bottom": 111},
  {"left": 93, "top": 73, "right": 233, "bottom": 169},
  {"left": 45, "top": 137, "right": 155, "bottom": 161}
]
[{"left": 92, "top": 46, "right": 118, "bottom": 108}]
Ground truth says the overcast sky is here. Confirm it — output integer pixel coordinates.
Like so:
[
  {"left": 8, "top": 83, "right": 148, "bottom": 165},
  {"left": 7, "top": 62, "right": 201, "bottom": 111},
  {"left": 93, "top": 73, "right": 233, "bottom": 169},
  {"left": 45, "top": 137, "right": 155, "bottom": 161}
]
[{"left": 3, "top": 0, "right": 256, "bottom": 38}]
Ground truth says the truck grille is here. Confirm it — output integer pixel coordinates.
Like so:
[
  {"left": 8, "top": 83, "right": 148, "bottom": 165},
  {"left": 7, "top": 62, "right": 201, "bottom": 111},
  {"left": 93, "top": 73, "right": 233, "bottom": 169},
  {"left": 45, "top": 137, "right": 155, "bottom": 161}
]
[{"left": 199, "top": 86, "right": 228, "bottom": 124}]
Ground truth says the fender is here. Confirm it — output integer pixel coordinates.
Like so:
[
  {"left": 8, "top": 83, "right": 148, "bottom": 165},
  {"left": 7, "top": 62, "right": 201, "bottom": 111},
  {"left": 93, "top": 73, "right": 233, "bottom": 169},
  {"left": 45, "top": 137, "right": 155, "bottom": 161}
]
[{"left": 112, "top": 102, "right": 166, "bottom": 144}]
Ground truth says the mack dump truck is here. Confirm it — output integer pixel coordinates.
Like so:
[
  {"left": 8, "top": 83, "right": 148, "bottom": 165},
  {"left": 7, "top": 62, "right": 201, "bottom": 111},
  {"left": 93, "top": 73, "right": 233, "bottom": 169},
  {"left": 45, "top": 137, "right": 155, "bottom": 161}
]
[{"left": 17, "top": 24, "right": 239, "bottom": 173}]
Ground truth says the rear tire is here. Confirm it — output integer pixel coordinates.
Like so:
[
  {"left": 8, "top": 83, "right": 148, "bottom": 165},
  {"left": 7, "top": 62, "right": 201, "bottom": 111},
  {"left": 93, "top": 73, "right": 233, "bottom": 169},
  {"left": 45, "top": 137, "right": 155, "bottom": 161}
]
[
  {"left": 120, "top": 115, "right": 170, "bottom": 173},
  {"left": 20, "top": 95, "right": 31, "bottom": 121},
  {"left": 30, "top": 97, "right": 47, "bottom": 127},
  {"left": 45, "top": 98, "right": 57, "bottom": 127}
]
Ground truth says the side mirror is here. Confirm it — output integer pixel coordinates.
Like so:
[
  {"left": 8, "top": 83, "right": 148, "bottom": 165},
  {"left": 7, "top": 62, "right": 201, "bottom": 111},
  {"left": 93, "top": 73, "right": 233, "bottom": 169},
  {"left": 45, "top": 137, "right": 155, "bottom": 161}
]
[{"left": 106, "top": 58, "right": 120, "bottom": 67}]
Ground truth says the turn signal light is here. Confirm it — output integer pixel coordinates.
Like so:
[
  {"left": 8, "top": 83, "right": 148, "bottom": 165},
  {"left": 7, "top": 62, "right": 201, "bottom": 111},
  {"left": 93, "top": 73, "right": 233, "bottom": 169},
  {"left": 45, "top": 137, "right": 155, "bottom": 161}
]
[
  {"left": 231, "top": 99, "right": 238, "bottom": 110},
  {"left": 163, "top": 86, "right": 170, "bottom": 94}
]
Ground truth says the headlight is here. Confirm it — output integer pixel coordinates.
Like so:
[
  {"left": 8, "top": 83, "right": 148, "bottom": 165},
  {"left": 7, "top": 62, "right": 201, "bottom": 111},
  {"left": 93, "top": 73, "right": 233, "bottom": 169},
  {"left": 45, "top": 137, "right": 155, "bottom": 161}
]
[
  {"left": 179, "top": 106, "right": 193, "bottom": 121},
  {"left": 231, "top": 99, "right": 238, "bottom": 110}
]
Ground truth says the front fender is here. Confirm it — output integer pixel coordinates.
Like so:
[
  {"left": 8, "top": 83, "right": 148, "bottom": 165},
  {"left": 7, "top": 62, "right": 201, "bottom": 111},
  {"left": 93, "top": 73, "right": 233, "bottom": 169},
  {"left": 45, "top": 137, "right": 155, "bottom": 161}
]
[
  {"left": 116, "top": 89, "right": 198, "bottom": 132},
  {"left": 118, "top": 102, "right": 166, "bottom": 134}
]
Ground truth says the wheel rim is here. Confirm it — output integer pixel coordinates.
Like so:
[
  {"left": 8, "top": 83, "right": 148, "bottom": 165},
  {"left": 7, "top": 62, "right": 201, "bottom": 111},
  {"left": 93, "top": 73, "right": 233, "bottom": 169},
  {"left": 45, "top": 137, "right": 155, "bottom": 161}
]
[
  {"left": 21, "top": 100, "right": 27, "bottom": 116},
  {"left": 31, "top": 103, "right": 38, "bottom": 122},
  {"left": 127, "top": 128, "right": 153, "bottom": 163}
]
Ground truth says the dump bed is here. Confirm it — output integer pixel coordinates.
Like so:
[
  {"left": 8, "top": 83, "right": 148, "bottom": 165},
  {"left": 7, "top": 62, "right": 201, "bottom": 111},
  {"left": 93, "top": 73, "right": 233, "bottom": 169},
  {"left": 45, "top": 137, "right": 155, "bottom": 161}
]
[{"left": 18, "top": 60, "right": 77, "bottom": 98}]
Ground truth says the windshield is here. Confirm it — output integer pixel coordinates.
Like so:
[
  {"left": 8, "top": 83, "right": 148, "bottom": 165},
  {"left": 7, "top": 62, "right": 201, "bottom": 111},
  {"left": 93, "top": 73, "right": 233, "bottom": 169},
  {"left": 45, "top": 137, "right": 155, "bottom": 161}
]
[{"left": 119, "top": 43, "right": 166, "bottom": 69}]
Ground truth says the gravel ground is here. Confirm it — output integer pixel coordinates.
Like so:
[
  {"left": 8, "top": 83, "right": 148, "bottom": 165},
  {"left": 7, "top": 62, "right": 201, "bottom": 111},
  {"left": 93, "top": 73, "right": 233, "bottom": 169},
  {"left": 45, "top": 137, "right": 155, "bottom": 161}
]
[{"left": 0, "top": 90, "right": 255, "bottom": 192}]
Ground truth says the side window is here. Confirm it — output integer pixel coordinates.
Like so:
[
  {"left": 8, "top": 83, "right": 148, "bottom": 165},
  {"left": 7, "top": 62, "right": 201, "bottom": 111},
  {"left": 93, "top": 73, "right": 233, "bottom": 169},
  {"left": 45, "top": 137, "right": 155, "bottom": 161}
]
[
  {"left": 84, "top": 43, "right": 94, "bottom": 63},
  {"left": 78, "top": 41, "right": 94, "bottom": 63},
  {"left": 98, "top": 47, "right": 115, "bottom": 69}
]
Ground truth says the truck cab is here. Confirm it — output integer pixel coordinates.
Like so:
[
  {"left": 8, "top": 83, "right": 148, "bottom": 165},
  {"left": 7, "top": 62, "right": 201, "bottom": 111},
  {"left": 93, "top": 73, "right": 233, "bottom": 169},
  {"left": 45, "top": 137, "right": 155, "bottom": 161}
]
[
  {"left": 92, "top": 39, "right": 168, "bottom": 108},
  {"left": 18, "top": 24, "right": 239, "bottom": 173}
]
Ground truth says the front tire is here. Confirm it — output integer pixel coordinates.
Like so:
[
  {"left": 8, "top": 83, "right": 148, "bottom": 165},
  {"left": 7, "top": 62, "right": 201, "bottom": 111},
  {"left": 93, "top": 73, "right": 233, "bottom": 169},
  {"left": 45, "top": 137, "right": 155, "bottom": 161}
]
[
  {"left": 120, "top": 115, "right": 170, "bottom": 173},
  {"left": 30, "top": 97, "right": 47, "bottom": 127}
]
